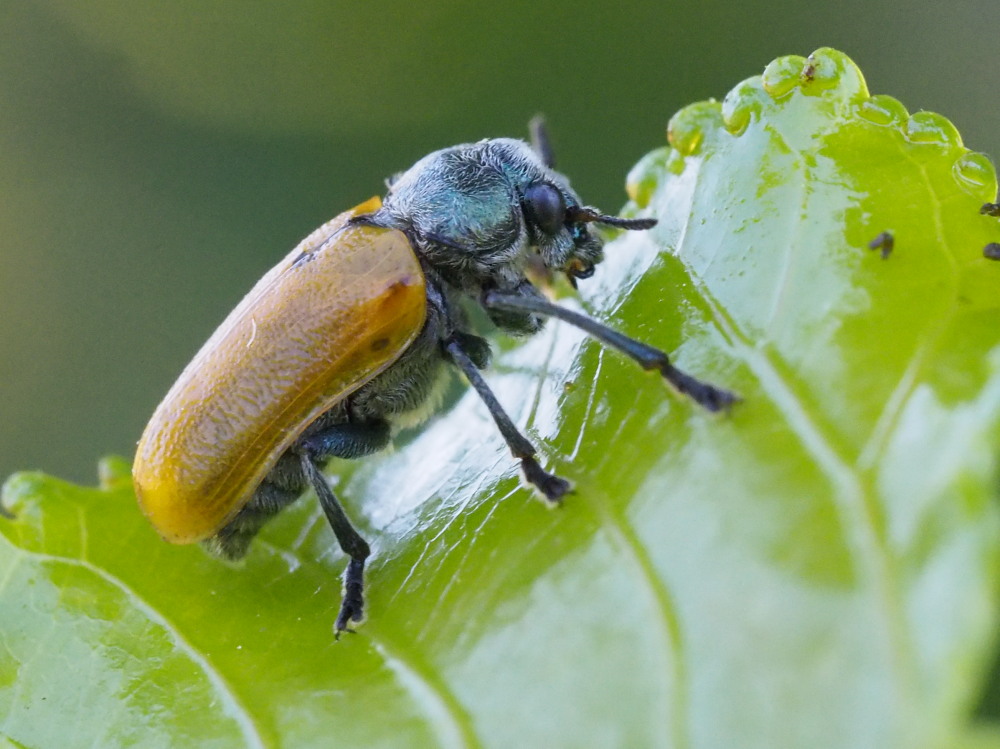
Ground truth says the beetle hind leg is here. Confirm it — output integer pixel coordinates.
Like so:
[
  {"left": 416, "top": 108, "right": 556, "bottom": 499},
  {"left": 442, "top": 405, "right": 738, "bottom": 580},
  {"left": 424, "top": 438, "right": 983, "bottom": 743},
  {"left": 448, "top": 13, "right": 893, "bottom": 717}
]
[
  {"left": 299, "top": 451, "right": 371, "bottom": 636},
  {"left": 206, "top": 419, "right": 388, "bottom": 565},
  {"left": 295, "top": 419, "right": 389, "bottom": 635}
]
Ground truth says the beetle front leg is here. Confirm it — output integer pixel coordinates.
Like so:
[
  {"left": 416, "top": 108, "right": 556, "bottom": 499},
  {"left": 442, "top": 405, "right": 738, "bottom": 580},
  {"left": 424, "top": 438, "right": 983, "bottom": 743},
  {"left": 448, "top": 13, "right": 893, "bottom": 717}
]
[
  {"left": 444, "top": 337, "right": 571, "bottom": 504},
  {"left": 299, "top": 452, "right": 371, "bottom": 636},
  {"left": 483, "top": 289, "right": 739, "bottom": 412}
]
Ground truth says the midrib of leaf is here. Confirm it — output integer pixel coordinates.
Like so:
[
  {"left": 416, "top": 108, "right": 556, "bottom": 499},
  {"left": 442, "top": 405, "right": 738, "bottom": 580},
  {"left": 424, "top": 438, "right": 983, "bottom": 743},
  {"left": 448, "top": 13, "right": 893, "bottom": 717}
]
[
  {"left": 517, "top": 321, "right": 689, "bottom": 748},
  {"left": 371, "top": 640, "right": 480, "bottom": 749},
  {"left": 30, "top": 519, "right": 486, "bottom": 749},
  {"left": 258, "top": 508, "right": 485, "bottom": 748},
  {"left": 670, "top": 134, "right": 922, "bottom": 719},
  {"left": 579, "top": 480, "right": 690, "bottom": 749},
  {"left": 0, "top": 545, "right": 268, "bottom": 748}
]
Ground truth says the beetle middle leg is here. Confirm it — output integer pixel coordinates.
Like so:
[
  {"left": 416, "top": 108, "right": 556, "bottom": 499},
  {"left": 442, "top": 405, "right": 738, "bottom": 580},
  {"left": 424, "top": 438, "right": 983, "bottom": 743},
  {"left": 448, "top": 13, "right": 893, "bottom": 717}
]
[{"left": 444, "top": 337, "right": 571, "bottom": 503}]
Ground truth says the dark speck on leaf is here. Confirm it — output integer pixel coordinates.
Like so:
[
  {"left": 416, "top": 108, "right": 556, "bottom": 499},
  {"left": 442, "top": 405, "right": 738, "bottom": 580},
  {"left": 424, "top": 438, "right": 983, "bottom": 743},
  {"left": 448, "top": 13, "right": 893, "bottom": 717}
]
[{"left": 868, "top": 231, "right": 894, "bottom": 259}]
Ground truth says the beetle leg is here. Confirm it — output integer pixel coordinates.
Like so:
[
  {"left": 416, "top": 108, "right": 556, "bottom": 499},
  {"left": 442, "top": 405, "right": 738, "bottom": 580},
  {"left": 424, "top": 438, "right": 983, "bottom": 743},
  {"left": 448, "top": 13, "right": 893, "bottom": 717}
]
[
  {"left": 444, "top": 337, "right": 571, "bottom": 504},
  {"left": 450, "top": 331, "right": 492, "bottom": 370},
  {"left": 299, "top": 452, "right": 371, "bottom": 636},
  {"left": 482, "top": 289, "right": 740, "bottom": 412}
]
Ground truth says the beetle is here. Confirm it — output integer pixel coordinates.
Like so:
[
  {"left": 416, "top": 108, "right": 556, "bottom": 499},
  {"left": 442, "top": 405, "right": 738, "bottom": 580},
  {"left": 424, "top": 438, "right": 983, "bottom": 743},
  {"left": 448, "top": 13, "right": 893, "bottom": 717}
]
[{"left": 132, "top": 120, "right": 738, "bottom": 635}]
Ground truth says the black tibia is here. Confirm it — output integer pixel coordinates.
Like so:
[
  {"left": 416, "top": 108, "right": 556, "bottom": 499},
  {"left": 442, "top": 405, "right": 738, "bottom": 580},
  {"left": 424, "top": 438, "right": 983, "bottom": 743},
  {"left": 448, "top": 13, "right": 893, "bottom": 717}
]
[
  {"left": 450, "top": 331, "right": 492, "bottom": 369},
  {"left": 483, "top": 289, "right": 739, "bottom": 413},
  {"left": 299, "top": 452, "right": 370, "bottom": 635},
  {"left": 483, "top": 282, "right": 547, "bottom": 335},
  {"left": 980, "top": 203, "right": 1000, "bottom": 217},
  {"left": 444, "top": 337, "right": 571, "bottom": 503}
]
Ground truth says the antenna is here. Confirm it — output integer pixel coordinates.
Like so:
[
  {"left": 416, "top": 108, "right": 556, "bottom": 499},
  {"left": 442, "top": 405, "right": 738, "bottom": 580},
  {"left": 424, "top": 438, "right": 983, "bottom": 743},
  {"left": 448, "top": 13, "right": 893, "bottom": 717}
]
[{"left": 566, "top": 205, "right": 657, "bottom": 231}]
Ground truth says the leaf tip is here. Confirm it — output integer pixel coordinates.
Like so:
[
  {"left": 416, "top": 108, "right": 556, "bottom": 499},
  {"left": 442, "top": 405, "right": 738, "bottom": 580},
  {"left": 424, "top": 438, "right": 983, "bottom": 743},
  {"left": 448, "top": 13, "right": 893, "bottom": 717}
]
[
  {"left": 799, "top": 47, "right": 869, "bottom": 99},
  {"left": 651, "top": 48, "right": 999, "bottom": 216},
  {"left": 668, "top": 48, "right": 873, "bottom": 156}
]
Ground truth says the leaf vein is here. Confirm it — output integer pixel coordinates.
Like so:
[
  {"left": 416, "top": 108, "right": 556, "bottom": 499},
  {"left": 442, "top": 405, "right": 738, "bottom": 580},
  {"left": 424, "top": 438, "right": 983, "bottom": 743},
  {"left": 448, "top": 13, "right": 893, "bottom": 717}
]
[{"left": 6, "top": 548, "right": 269, "bottom": 749}]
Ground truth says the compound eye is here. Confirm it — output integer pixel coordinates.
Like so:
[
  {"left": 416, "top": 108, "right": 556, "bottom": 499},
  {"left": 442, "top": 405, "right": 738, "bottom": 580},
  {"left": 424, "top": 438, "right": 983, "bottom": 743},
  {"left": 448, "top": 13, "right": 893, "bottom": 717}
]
[{"left": 523, "top": 182, "right": 566, "bottom": 236}]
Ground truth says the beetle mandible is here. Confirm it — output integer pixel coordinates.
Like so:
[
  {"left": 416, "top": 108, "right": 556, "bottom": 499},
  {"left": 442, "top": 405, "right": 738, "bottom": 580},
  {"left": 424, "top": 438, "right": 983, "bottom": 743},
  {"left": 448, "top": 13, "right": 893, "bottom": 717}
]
[{"left": 132, "top": 120, "right": 738, "bottom": 635}]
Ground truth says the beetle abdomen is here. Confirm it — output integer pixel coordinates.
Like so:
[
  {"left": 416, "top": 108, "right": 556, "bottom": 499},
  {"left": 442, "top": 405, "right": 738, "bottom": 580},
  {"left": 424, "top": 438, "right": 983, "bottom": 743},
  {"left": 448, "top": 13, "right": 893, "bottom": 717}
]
[{"left": 133, "top": 198, "right": 427, "bottom": 543}]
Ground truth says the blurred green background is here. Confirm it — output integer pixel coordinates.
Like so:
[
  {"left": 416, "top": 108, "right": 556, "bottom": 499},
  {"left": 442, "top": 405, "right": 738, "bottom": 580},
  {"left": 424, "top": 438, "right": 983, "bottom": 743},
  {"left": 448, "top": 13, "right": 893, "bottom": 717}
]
[{"left": 1, "top": 0, "right": 997, "bottom": 483}]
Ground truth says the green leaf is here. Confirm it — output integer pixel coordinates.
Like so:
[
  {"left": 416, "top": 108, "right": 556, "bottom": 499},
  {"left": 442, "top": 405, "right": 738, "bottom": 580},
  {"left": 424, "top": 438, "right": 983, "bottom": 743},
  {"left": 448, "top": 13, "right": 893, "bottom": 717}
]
[{"left": 3, "top": 47, "right": 1000, "bottom": 748}]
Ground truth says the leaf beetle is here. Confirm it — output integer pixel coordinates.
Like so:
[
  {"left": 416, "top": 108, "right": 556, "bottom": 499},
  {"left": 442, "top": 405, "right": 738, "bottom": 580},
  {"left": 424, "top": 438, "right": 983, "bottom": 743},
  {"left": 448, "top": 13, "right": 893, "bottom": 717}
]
[{"left": 132, "top": 120, "right": 738, "bottom": 635}]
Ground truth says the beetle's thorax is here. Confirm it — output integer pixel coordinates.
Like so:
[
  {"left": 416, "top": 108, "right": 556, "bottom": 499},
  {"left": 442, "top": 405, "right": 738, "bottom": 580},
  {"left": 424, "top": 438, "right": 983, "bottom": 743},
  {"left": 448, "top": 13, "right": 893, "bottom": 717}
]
[{"left": 375, "top": 138, "right": 605, "bottom": 294}]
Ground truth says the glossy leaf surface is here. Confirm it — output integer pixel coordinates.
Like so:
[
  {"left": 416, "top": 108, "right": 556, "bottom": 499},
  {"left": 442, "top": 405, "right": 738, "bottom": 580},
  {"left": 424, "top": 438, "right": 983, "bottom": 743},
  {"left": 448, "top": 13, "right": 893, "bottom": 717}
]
[{"left": 3, "top": 48, "right": 1000, "bottom": 748}]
